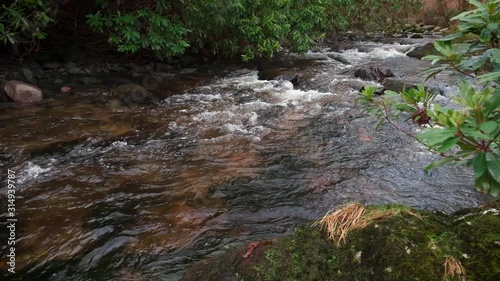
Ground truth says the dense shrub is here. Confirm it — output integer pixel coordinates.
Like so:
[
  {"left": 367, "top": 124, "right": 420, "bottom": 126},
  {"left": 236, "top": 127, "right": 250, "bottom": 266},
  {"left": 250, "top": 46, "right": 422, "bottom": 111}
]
[
  {"left": 1, "top": 0, "right": 424, "bottom": 60},
  {"left": 86, "top": 0, "right": 353, "bottom": 61},
  {"left": 0, "top": 0, "right": 56, "bottom": 57}
]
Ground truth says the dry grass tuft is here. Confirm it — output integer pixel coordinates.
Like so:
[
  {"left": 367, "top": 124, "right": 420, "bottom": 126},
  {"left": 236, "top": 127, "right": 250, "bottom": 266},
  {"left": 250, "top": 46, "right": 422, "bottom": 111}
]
[
  {"left": 312, "top": 203, "right": 366, "bottom": 246},
  {"left": 443, "top": 256, "right": 466, "bottom": 281},
  {"left": 313, "top": 203, "right": 422, "bottom": 246}
]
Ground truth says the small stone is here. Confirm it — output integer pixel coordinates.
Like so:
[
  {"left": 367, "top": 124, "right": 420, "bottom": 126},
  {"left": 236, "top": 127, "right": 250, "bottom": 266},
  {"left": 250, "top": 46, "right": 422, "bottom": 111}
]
[
  {"left": 4, "top": 80, "right": 43, "bottom": 103},
  {"left": 154, "top": 63, "right": 174, "bottom": 72},
  {"left": 410, "top": 33, "right": 424, "bottom": 39},
  {"left": 81, "top": 77, "right": 100, "bottom": 85},
  {"left": 60, "top": 86, "right": 72, "bottom": 94},
  {"left": 53, "top": 79, "right": 63, "bottom": 84},
  {"left": 42, "top": 62, "right": 62, "bottom": 70},
  {"left": 64, "top": 62, "right": 82, "bottom": 75},
  {"left": 21, "top": 68, "right": 34, "bottom": 82},
  {"left": 109, "top": 64, "right": 126, "bottom": 72}
]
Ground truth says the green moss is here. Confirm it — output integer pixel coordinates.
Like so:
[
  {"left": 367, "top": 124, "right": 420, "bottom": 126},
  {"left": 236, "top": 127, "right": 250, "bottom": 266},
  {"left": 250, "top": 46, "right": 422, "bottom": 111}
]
[
  {"left": 454, "top": 210, "right": 500, "bottom": 281},
  {"left": 181, "top": 205, "right": 500, "bottom": 281}
]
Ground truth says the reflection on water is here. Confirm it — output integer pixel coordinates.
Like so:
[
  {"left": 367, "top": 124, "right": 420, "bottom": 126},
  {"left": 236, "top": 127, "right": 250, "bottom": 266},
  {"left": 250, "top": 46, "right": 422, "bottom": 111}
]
[{"left": 0, "top": 42, "right": 488, "bottom": 280}]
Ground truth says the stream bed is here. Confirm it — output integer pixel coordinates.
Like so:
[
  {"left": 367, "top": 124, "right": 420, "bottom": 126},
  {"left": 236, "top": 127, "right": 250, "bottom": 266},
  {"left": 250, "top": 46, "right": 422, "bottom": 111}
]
[{"left": 0, "top": 39, "right": 489, "bottom": 280}]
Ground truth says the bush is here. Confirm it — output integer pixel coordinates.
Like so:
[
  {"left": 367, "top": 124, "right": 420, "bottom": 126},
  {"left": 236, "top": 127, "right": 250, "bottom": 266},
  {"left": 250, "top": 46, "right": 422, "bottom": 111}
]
[
  {"left": 0, "top": 0, "right": 56, "bottom": 56},
  {"left": 360, "top": 0, "right": 500, "bottom": 196},
  {"left": 85, "top": 0, "right": 352, "bottom": 61}
]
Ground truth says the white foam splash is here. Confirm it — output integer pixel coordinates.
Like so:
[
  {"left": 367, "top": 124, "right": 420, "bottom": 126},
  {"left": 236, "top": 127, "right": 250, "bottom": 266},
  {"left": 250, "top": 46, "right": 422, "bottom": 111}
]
[
  {"left": 17, "top": 162, "right": 52, "bottom": 184},
  {"left": 111, "top": 141, "right": 128, "bottom": 148}
]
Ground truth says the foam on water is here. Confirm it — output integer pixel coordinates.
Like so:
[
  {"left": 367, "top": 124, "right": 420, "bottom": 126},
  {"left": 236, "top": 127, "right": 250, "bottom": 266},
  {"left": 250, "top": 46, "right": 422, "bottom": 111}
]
[
  {"left": 164, "top": 70, "right": 334, "bottom": 141},
  {"left": 17, "top": 162, "right": 52, "bottom": 184}
]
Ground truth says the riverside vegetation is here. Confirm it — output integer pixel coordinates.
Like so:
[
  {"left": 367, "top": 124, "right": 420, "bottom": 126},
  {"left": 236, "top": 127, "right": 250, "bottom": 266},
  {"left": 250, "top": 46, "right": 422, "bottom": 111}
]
[
  {"left": 361, "top": 0, "right": 500, "bottom": 196},
  {"left": 1, "top": 0, "right": 423, "bottom": 61}
]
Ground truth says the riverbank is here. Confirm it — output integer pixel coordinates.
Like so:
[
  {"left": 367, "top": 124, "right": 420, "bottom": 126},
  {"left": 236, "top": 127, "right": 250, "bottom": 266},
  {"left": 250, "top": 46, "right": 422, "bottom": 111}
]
[{"left": 181, "top": 202, "right": 500, "bottom": 281}]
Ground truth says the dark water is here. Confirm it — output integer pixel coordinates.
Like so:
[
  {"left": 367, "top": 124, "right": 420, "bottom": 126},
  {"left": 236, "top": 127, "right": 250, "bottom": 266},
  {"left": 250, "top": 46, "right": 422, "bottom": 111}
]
[{"left": 0, "top": 41, "right": 488, "bottom": 280}]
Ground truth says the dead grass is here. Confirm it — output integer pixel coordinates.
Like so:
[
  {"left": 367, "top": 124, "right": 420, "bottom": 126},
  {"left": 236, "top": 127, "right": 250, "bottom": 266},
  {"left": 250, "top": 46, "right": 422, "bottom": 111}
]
[
  {"left": 313, "top": 203, "right": 422, "bottom": 246},
  {"left": 443, "top": 256, "right": 466, "bottom": 281}
]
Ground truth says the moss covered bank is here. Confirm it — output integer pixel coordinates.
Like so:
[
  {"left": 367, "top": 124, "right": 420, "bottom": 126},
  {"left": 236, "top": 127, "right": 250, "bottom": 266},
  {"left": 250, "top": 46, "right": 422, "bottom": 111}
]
[{"left": 182, "top": 204, "right": 500, "bottom": 281}]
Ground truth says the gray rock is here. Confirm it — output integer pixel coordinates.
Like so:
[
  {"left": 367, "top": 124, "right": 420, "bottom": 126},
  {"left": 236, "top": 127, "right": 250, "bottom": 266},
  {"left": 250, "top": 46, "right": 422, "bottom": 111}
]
[
  {"left": 391, "top": 33, "right": 407, "bottom": 38},
  {"left": 410, "top": 33, "right": 424, "bottom": 39},
  {"left": 406, "top": 43, "right": 436, "bottom": 59},
  {"left": 4, "top": 80, "right": 43, "bottom": 103},
  {"left": 327, "top": 54, "right": 350, "bottom": 65},
  {"left": 21, "top": 68, "right": 34, "bottom": 82},
  {"left": 354, "top": 66, "right": 394, "bottom": 83},
  {"left": 258, "top": 69, "right": 302, "bottom": 86},
  {"left": 423, "top": 25, "right": 435, "bottom": 31},
  {"left": 42, "top": 62, "right": 62, "bottom": 70},
  {"left": 6, "top": 71, "right": 25, "bottom": 81},
  {"left": 81, "top": 77, "right": 101, "bottom": 85},
  {"left": 112, "top": 84, "right": 156, "bottom": 105},
  {"left": 180, "top": 68, "right": 197, "bottom": 74},
  {"left": 382, "top": 78, "right": 418, "bottom": 93},
  {"left": 53, "top": 79, "right": 64, "bottom": 84},
  {"left": 154, "top": 63, "right": 174, "bottom": 72},
  {"left": 109, "top": 64, "right": 126, "bottom": 72},
  {"left": 64, "top": 62, "right": 82, "bottom": 75}
]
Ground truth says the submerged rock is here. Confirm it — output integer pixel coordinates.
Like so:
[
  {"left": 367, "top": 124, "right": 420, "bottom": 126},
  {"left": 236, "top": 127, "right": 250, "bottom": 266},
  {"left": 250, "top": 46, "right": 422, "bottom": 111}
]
[
  {"left": 4, "top": 80, "right": 43, "bottom": 103},
  {"left": 182, "top": 204, "right": 500, "bottom": 281},
  {"left": 111, "top": 84, "right": 156, "bottom": 105}
]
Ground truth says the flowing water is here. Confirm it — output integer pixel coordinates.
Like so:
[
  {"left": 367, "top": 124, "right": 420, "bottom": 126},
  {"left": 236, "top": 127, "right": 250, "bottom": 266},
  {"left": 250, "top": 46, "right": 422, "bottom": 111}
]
[{"left": 0, "top": 40, "right": 488, "bottom": 280}]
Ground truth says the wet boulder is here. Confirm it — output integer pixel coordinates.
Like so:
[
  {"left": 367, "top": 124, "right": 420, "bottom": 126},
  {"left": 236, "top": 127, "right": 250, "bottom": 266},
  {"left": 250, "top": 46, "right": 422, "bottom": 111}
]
[
  {"left": 182, "top": 204, "right": 500, "bottom": 281},
  {"left": 111, "top": 84, "right": 156, "bottom": 105},
  {"left": 354, "top": 66, "right": 394, "bottom": 83},
  {"left": 275, "top": 73, "right": 301, "bottom": 86},
  {"left": 258, "top": 69, "right": 301, "bottom": 86},
  {"left": 407, "top": 43, "right": 437, "bottom": 59},
  {"left": 382, "top": 78, "right": 419, "bottom": 93},
  {"left": 4, "top": 80, "right": 43, "bottom": 103}
]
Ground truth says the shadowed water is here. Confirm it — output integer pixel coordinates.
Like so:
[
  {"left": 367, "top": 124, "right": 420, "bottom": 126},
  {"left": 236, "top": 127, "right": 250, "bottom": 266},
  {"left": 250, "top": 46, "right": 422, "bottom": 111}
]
[{"left": 0, "top": 40, "right": 488, "bottom": 280}]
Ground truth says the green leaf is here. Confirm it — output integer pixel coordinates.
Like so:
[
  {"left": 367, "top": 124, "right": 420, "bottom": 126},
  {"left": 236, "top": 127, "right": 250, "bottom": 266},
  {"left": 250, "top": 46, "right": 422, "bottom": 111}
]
[
  {"left": 477, "top": 72, "right": 500, "bottom": 83},
  {"left": 480, "top": 121, "right": 498, "bottom": 134},
  {"left": 440, "top": 32, "right": 464, "bottom": 41},
  {"left": 486, "top": 153, "right": 500, "bottom": 183},
  {"left": 490, "top": 48, "right": 500, "bottom": 63},
  {"left": 437, "top": 137, "right": 459, "bottom": 153},
  {"left": 471, "top": 152, "right": 487, "bottom": 178},
  {"left": 418, "top": 128, "right": 458, "bottom": 147},
  {"left": 480, "top": 28, "right": 493, "bottom": 42},
  {"left": 461, "top": 128, "right": 493, "bottom": 140},
  {"left": 393, "top": 103, "right": 417, "bottom": 113},
  {"left": 425, "top": 155, "right": 460, "bottom": 171},
  {"left": 459, "top": 55, "right": 489, "bottom": 70},
  {"left": 375, "top": 119, "right": 384, "bottom": 130},
  {"left": 434, "top": 40, "right": 452, "bottom": 56}
]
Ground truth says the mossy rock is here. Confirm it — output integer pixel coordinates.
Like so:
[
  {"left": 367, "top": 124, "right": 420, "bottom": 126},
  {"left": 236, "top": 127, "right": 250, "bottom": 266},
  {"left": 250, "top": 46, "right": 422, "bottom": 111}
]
[
  {"left": 181, "top": 205, "right": 500, "bottom": 281},
  {"left": 407, "top": 43, "right": 438, "bottom": 59}
]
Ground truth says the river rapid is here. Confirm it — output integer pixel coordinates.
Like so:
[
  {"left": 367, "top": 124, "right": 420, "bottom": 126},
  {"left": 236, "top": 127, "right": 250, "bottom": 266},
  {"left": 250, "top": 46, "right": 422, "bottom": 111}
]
[{"left": 0, "top": 39, "right": 488, "bottom": 280}]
